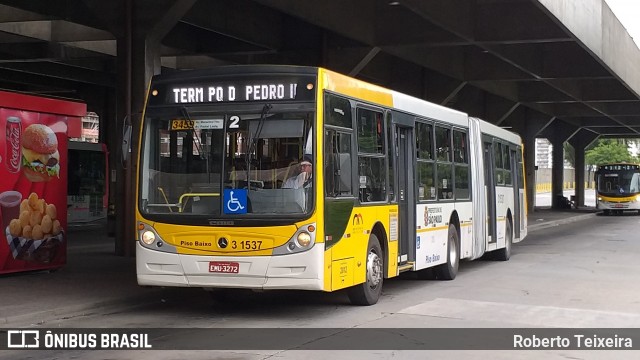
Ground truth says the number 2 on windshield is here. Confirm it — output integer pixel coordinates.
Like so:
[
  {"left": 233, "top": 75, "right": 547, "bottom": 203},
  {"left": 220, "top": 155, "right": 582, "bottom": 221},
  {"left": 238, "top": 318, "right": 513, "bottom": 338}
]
[{"left": 229, "top": 116, "right": 240, "bottom": 129}]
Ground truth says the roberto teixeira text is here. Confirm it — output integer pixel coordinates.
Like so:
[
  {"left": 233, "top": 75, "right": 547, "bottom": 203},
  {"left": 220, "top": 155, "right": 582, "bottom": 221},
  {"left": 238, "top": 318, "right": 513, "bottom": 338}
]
[
  {"left": 6, "top": 330, "right": 152, "bottom": 350},
  {"left": 513, "top": 333, "right": 633, "bottom": 349}
]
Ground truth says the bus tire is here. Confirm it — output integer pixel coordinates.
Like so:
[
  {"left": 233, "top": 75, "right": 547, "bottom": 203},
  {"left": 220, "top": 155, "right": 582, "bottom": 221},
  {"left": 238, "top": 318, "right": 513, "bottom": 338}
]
[
  {"left": 347, "top": 234, "right": 383, "bottom": 306},
  {"left": 435, "top": 224, "right": 459, "bottom": 280},
  {"left": 495, "top": 219, "right": 512, "bottom": 261}
]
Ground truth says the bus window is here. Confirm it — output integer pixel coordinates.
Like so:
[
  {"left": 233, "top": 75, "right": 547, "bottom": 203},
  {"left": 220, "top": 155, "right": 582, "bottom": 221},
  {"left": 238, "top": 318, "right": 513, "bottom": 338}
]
[
  {"left": 517, "top": 147, "right": 524, "bottom": 190},
  {"left": 494, "top": 142, "right": 504, "bottom": 185},
  {"left": 435, "top": 126, "right": 450, "bottom": 161},
  {"left": 503, "top": 145, "right": 512, "bottom": 186},
  {"left": 417, "top": 122, "right": 433, "bottom": 160},
  {"left": 386, "top": 112, "right": 395, "bottom": 202},
  {"left": 325, "top": 94, "right": 352, "bottom": 128},
  {"left": 357, "top": 108, "right": 386, "bottom": 202},
  {"left": 356, "top": 108, "right": 384, "bottom": 154},
  {"left": 453, "top": 130, "right": 467, "bottom": 163},
  {"left": 417, "top": 121, "right": 435, "bottom": 201},
  {"left": 324, "top": 130, "right": 353, "bottom": 197},
  {"left": 453, "top": 130, "right": 470, "bottom": 199},
  {"left": 437, "top": 163, "right": 453, "bottom": 199}
]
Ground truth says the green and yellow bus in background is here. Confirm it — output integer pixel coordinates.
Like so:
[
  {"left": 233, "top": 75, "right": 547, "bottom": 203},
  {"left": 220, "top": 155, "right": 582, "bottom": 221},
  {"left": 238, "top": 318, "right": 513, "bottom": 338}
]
[{"left": 595, "top": 163, "right": 640, "bottom": 215}]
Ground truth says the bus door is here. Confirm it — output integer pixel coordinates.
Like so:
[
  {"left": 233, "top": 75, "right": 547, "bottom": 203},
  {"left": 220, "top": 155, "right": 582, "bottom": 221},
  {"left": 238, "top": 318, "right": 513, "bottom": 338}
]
[
  {"left": 511, "top": 147, "right": 521, "bottom": 238},
  {"left": 483, "top": 137, "right": 497, "bottom": 244},
  {"left": 396, "top": 125, "right": 415, "bottom": 265}
]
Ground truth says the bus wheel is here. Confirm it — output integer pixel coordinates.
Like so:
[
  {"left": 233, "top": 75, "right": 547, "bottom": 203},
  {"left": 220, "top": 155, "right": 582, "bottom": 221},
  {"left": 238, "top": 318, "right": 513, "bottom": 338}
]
[
  {"left": 495, "top": 219, "right": 512, "bottom": 261},
  {"left": 348, "top": 234, "right": 383, "bottom": 306},
  {"left": 435, "top": 224, "right": 459, "bottom": 280}
]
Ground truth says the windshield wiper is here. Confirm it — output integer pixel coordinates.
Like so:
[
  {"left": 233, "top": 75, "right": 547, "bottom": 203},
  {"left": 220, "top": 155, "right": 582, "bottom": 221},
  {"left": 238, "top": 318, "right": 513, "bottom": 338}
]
[{"left": 246, "top": 104, "right": 272, "bottom": 188}]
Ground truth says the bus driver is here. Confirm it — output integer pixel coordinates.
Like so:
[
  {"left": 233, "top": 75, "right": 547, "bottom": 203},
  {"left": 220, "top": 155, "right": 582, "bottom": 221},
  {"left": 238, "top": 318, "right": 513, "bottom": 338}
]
[{"left": 283, "top": 156, "right": 313, "bottom": 189}]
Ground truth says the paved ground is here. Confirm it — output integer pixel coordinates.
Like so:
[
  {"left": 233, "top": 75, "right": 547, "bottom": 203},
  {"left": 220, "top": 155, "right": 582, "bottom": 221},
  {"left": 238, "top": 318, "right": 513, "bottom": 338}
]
[
  {"left": 0, "top": 207, "right": 599, "bottom": 327},
  {"left": 4, "top": 206, "right": 638, "bottom": 360}
]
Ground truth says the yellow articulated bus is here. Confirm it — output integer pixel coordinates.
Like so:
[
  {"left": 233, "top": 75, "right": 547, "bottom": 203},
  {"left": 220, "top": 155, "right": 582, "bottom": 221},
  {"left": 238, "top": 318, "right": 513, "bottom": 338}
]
[
  {"left": 595, "top": 163, "right": 640, "bottom": 215},
  {"left": 136, "top": 65, "right": 527, "bottom": 305}
]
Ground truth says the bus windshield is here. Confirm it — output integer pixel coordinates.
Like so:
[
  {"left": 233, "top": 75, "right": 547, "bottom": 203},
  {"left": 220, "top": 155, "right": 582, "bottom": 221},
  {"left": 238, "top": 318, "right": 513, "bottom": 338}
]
[
  {"left": 596, "top": 166, "right": 640, "bottom": 196},
  {"left": 139, "top": 107, "right": 314, "bottom": 221}
]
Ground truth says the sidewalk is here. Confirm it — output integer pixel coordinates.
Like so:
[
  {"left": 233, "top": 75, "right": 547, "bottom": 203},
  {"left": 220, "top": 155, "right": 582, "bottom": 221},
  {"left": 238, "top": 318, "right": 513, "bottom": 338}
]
[
  {"left": 0, "top": 225, "right": 180, "bottom": 326},
  {"left": 527, "top": 206, "right": 599, "bottom": 232},
  {"left": 0, "top": 209, "right": 599, "bottom": 326}
]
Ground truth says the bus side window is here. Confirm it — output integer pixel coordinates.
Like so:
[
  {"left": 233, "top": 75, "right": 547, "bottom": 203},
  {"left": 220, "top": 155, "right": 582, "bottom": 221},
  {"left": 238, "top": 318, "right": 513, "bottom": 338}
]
[
  {"left": 494, "top": 142, "right": 504, "bottom": 185},
  {"left": 417, "top": 121, "right": 435, "bottom": 201},
  {"left": 453, "top": 130, "right": 469, "bottom": 200},
  {"left": 324, "top": 130, "right": 353, "bottom": 197},
  {"left": 356, "top": 108, "right": 386, "bottom": 202}
]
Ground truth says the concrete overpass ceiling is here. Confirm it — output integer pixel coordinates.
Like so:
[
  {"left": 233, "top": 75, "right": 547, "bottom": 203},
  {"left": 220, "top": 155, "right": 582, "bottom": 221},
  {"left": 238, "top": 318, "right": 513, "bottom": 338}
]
[{"left": 0, "top": 0, "right": 639, "bottom": 138}]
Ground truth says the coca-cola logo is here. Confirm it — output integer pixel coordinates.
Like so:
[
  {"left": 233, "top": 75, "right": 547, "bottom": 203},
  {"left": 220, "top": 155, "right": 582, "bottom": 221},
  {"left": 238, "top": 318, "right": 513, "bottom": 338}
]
[{"left": 8, "top": 125, "right": 21, "bottom": 172}]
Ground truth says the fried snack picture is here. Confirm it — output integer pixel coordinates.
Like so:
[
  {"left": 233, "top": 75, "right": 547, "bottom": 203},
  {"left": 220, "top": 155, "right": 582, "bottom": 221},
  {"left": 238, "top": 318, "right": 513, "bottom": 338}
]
[
  {"left": 6, "top": 192, "right": 64, "bottom": 263},
  {"left": 8, "top": 192, "right": 62, "bottom": 241}
]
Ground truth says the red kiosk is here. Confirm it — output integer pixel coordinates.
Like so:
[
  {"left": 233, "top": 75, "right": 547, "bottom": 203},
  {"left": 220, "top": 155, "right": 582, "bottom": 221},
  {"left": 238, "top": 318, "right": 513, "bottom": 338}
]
[{"left": 0, "top": 90, "right": 85, "bottom": 274}]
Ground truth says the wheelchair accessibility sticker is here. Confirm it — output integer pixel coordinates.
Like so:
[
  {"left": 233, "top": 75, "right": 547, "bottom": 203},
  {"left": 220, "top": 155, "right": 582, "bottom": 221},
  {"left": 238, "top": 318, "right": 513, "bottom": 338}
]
[{"left": 223, "top": 189, "right": 247, "bottom": 214}]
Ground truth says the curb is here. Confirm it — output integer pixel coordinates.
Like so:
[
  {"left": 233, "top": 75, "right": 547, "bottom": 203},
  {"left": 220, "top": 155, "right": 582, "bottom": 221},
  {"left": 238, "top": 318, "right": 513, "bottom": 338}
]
[{"left": 528, "top": 212, "right": 598, "bottom": 233}]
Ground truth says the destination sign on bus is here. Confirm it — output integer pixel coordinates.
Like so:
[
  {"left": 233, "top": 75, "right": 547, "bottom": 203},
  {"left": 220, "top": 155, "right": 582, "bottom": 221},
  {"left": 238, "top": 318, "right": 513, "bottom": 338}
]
[
  {"left": 600, "top": 164, "right": 640, "bottom": 171},
  {"left": 170, "top": 119, "right": 223, "bottom": 131},
  {"left": 149, "top": 75, "right": 316, "bottom": 106}
]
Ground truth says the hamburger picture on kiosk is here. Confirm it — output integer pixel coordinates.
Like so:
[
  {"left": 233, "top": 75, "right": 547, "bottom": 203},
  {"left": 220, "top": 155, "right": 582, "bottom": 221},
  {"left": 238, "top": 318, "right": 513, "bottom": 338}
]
[{"left": 21, "top": 124, "right": 60, "bottom": 182}]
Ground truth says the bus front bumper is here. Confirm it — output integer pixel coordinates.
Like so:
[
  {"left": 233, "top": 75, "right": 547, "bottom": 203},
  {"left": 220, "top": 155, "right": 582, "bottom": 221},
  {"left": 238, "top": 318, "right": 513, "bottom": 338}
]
[
  {"left": 597, "top": 201, "right": 640, "bottom": 210},
  {"left": 136, "top": 242, "right": 324, "bottom": 291}
]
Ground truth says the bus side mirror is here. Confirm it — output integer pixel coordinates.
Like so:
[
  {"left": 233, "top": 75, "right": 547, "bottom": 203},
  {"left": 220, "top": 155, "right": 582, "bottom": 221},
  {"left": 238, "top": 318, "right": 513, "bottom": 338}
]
[{"left": 122, "top": 124, "right": 132, "bottom": 163}]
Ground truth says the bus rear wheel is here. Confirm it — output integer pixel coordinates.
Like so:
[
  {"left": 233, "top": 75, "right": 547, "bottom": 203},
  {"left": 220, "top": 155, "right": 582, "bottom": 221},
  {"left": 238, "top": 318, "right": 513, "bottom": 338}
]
[
  {"left": 348, "top": 234, "right": 383, "bottom": 306},
  {"left": 495, "top": 219, "right": 512, "bottom": 261},
  {"left": 435, "top": 224, "right": 459, "bottom": 280}
]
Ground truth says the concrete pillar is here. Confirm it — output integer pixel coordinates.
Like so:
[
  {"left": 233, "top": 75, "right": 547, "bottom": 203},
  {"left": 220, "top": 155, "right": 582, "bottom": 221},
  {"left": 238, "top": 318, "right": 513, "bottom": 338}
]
[
  {"left": 519, "top": 110, "right": 555, "bottom": 213},
  {"left": 523, "top": 130, "right": 536, "bottom": 212},
  {"left": 114, "top": 0, "right": 195, "bottom": 256},
  {"left": 543, "top": 122, "right": 578, "bottom": 209},
  {"left": 550, "top": 136, "right": 565, "bottom": 209},
  {"left": 569, "top": 130, "right": 599, "bottom": 207}
]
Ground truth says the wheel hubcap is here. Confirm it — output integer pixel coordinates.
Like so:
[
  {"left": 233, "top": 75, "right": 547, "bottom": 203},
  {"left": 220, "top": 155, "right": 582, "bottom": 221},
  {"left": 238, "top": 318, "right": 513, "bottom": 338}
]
[
  {"left": 366, "top": 251, "right": 382, "bottom": 289},
  {"left": 449, "top": 235, "right": 458, "bottom": 268}
]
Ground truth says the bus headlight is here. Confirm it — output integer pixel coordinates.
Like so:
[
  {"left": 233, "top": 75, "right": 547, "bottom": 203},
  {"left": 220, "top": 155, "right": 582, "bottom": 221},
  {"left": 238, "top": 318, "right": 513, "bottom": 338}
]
[
  {"left": 296, "top": 232, "right": 312, "bottom": 247},
  {"left": 141, "top": 231, "right": 156, "bottom": 245},
  {"left": 597, "top": 196, "right": 602, "bottom": 201}
]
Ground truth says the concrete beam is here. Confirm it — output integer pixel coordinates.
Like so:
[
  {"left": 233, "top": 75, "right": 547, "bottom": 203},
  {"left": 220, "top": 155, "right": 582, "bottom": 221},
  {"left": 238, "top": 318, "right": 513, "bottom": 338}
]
[
  {"left": 0, "top": 61, "right": 114, "bottom": 86},
  {"left": 397, "top": 0, "right": 474, "bottom": 41},
  {"left": 255, "top": 0, "right": 375, "bottom": 44},
  {"left": 181, "top": 0, "right": 283, "bottom": 50},
  {"left": 161, "top": 55, "right": 232, "bottom": 70},
  {"left": 0, "top": 0, "right": 110, "bottom": 31},
  {"left": 164, "top": 22, "right": 273, "bottom": 56},
  {"left": 536, "top": 0, "right": 640, "bottom": 99},
  {"left": 349, "top": 47, "right": 381, "bottom": 77},
  {"left": 474, "top": 1, "right": 569, "bottom": 43},
  {"left": 0, "top": 4, "right": 51, "bottom": 22},
  {"left": 518, "top": 81, "right": 575, "bottom": 103}
]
